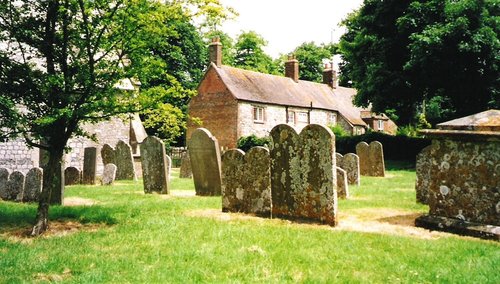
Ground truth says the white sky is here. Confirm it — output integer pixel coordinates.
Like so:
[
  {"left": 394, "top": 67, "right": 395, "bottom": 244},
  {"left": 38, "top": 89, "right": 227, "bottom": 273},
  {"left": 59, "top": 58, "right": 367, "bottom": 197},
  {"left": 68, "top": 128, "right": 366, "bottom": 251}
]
[{"left": 219, "top": 0, "right": 364, "bottom": 59}]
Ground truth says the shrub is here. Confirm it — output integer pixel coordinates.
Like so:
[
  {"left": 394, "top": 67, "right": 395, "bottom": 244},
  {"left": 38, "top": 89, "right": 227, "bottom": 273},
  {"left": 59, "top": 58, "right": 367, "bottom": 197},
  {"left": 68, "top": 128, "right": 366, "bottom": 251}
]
[
  {"left": 328, "top": 124, "right": 349, "bottom": 137},
  {"left": 237, "top": 135, "right": 270, "bottom": 152}
]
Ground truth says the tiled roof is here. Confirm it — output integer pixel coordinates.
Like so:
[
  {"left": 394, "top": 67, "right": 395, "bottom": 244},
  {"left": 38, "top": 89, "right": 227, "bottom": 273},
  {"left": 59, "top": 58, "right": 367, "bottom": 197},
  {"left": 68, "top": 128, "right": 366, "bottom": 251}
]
[
  {"left": 437, "top": 109, "right": 500, "bottom": 131},
  {"left": 213, "top": 64, "right": 366, "bottom": 126}
]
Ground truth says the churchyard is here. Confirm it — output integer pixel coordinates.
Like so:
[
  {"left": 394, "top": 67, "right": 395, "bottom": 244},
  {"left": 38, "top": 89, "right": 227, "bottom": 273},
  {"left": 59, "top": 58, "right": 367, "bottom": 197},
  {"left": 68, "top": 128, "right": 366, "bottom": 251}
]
[{"left": 1, "top": 164, "right": 498, "bottom": 282}]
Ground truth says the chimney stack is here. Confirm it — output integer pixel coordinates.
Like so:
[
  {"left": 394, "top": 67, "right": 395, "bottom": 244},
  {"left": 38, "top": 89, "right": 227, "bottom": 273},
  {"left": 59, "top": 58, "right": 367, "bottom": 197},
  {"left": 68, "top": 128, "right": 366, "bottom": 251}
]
[
  {"left": 323, "top": 64, "right": 337, "bottom": 89},
  {"left": 209, "top": 37, "right": 222, "bottom": 67},
  {"left": 285, "top": 54, "right": 299, "bottom": 82}
]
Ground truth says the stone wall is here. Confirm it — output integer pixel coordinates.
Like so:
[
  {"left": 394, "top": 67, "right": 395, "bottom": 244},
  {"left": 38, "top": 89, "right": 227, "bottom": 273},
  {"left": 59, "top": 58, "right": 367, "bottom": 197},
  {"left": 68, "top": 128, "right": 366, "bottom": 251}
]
[{"left": 0, "top": 138, "right": 39, "bottom": 173}]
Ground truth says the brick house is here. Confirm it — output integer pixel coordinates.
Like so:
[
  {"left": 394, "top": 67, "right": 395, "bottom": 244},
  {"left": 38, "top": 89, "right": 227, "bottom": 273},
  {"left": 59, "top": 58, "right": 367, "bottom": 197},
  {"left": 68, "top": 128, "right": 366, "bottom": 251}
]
[{"left": 187, "top": 39, "right": 396, "bottom": 149}]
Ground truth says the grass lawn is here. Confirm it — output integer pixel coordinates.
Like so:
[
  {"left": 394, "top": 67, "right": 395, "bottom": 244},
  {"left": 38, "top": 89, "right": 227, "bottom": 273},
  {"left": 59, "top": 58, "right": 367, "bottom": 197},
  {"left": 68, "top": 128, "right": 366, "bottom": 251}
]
[{"left": 1, "top": 163, "right": 498, "bottom": 283}]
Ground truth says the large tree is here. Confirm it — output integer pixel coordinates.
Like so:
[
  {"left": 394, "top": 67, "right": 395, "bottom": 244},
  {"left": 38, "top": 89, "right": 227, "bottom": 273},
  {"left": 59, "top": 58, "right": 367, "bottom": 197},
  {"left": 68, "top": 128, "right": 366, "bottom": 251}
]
[
  {"left": 339, "top": 0, "right": 499, "bottom": 125},
  {"left": 233, "top": 31, "right": 278, "bottom": 74},
  {"left": 293, "top": 42, "right": 337, "bottom": 82},
  {"left": 0, "top": 0, "right": 160, "bottom": 235}
]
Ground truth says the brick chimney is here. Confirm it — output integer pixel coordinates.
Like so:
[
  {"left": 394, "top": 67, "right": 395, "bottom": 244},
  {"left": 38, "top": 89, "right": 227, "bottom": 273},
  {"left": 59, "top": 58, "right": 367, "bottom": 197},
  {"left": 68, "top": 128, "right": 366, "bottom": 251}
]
[
  {"left": 285, "top": 54, "right": 299, "bottom": 82},
  {"left": 323, "top": 64, "right": 337, "bottom": 89},
  {"left": 209, "top": 37, "right": 222, "bottom": 67}
]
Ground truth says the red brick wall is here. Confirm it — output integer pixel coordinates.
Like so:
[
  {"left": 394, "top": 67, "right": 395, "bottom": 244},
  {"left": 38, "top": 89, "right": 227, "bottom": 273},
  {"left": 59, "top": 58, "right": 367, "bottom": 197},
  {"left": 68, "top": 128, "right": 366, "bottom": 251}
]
[{"left": 187, "top": 68, "right": 239, "bottom": 149}]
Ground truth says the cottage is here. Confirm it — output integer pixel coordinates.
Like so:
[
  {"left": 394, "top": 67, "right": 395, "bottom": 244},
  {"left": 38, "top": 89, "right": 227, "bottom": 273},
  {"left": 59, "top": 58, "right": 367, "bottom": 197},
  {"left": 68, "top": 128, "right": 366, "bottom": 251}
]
[{"left": 187, "top": 38, "right": 396, "bottom": 148}]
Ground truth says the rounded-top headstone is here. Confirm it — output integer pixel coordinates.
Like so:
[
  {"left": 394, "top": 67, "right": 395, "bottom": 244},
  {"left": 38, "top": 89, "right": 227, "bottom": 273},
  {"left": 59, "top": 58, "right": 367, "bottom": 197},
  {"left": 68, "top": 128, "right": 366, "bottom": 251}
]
[
  {"left": 140, "top": 136, "right": 169, "bottom": 194},
  {"left": 24, "top": 167, "right": 43, "bottom": 202}
]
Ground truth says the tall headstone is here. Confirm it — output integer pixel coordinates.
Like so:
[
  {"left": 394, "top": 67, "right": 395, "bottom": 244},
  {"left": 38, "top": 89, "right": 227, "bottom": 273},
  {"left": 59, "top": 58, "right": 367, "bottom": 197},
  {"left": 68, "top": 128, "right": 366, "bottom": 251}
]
[
  {"left": 64, "top": 167, "right": 81, "bottom": 185},
  {"left": 356, "top": 142, "right": 370, "bottom": 176},
  {"left": 102, "top": 163, "right": 117, "bottom": 186},
  {"left": 188, "top": 128, "right": 222, "bottom": 196},
  {"left": 10, "top": 171, "right": 25, "bottom": 202},
  {"left": 179, "top": 152, "right": 193, "bottom": 178},
  {"left": 270, "top": 124, "right": 337, "bottom": 226},
  {"left": 140, "top": 136, "right": 170, "bottom": 194},
  {"left": 0, "top": 168, "right": 10, "bottom": 200},
  {"left": 40, "top": 156, "right": 64, "bottom": 205},
  {"left": 336, "top": 167, "right": 349, "bottom": 199},
  {"left": 115, "top": 140, "right": 137, "bottom": 180},
  {"left": 23, "top": 167, "right": 43, "bottom": 202},
  {"left": 369, "top": 141, "right": 385, "bottom": 177},
  {"left": 83, "top": 147, "right": 97, "bottom": 185},
  {"left": 415, "top": 145, "right": 432, "bottom": 204},
  {"left": 221, "top": 147, "right": 271, "bottom": 216},
  {"left": 101, "top": 144, "right": 116, "bottom": 166},
  {"left": 343, "top": 153, "right": 360, "bottom": 186}
]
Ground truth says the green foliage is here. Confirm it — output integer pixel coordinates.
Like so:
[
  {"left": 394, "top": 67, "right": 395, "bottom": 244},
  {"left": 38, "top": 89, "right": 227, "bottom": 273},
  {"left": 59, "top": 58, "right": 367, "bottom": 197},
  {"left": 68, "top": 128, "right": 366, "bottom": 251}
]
[
  {"left": 294, "top": 42, "right": 336, "bottom": 82},
  {"left": 236, "top": 135, "right": 270, "bottom": 152},
  {"left": 328, "top": 124, "right": 349, "bottom": 137},
  {"left": 233, "top": 31, "right": 279, "bottom": 74},
  {"left": 396, "top": 125, "right": 420, "bottom": 137}
]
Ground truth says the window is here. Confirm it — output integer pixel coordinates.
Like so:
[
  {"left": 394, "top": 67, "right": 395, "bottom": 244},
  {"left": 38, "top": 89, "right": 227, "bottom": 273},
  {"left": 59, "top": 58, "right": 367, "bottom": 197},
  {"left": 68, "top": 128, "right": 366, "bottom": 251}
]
[
  {"left": 287, "top": 111, "right": 295, "bottom": 124},
  {"left": 328, "top": 113, "right": 337, "bottom": 125},
  {"left": 378, "top": 120, "right": 384, "bottom": 131},
  {"left": 253, "top": 106, "right": 265, "bottom": 123},
  {"left": 297, "top": 112, "right": 308, "bottom": 123}
]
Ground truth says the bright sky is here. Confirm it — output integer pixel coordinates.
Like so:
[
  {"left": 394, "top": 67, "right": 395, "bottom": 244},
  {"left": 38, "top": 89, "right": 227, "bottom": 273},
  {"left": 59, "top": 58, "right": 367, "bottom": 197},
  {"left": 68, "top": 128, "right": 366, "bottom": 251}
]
[{"left": 220, "top": 0, "right": 364, "bottom": 59}]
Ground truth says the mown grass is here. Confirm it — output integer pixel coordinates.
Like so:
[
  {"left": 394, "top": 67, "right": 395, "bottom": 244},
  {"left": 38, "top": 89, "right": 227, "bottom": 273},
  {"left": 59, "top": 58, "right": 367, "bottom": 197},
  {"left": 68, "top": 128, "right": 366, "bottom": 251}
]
[{"left": 0, "top": 165, "right": 498, "bottom": 283}]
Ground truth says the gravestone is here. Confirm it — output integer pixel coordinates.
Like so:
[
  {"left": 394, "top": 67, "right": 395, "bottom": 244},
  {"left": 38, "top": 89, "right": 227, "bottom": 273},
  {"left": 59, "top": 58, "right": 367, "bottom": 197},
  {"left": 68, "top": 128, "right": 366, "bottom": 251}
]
[
  {"left": 101, "top": 144, "right": 115, "bottom": 165},
  {"left": 221, "top": 147, "right": 271, "bottom": 216},
  {"left": 41, "top": 158, "right": 64, "bottom": 204},
  {"left": 343, "top": 153, "right": 360, "bottom": 186},
  {"left": 356, "top": 142, "right": 370, "bottom": 176},
  {"left": 335, "top": 153, "right": 343, "bottom": 164},
  {"left": 0, "top": 168, "right": 10, "bottom": 200},
  {"left": 140, "top": 136, "right": 170, "bottom": 194},
  {"left": 83, "top": 147, "right": 97, "bottom": 185},
  {"left": 24, "top": 167, "right": 43, "bottom": 202},
  {"left": 9, "top": 171, "right": 25, "bottom": 202},
  {"left": 415, "top": 145, "right": 432, "bottom": 204},
  {"left": 336, "top": 167, "right": 349, "bottom": 199},
  {"left": 179, "top": 152, "right": 193, "bottom": 178},
  {"left": 188, "top": 128, "right": 222, "bottom": 196},
  {"left": 356, "top": 141, "right": 385, "bottom": 177},
  {"left": 64, "top": 167, "right": 81, "bottom": 185},
  {"left": 115, "top": 140, "right": 137, "bottom": 180},
  {"left": 102, "top": 163, "right": 117, "bottom": 186},
  {"left": 270, "top": 124, "right": 337, "bottom": 226}
]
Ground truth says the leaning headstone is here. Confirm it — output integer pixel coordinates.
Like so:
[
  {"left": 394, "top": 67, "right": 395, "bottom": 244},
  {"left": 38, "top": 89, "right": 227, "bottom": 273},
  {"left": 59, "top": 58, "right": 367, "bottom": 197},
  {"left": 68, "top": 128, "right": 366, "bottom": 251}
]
[
  {"left": 270, "top": 124, "right": 337, "bottom": 226},
  {"left": 102, "top": 163, "right": 117, "bottom": 186},
  {"left": 342, "top": 153, "right": 360, "bottom": 186},
  {"left": 188, "top": 128, "right": 222, "bottom": 196},
  {"left": 356, "top": 142, "right": 370, "bottom": 176},
  {"left": 101, "top": 144, "right": 115, "bottom": 166},
  {"left": 0, "top": 168, "right": 10, "bottom": 200},
  {"left": 64, "top": 167, "right": 81, "bottom": 185},
  {"left": 115, "top": 140, "right": 137, "bottom": 180},
  {"left": 336, "top": 167, "right": 349, "bottom": 199},
  {"left": 23, "top": 167, "right": 43, "bottom": 202},
  {"left": 369, "top": 141, "right": 385, "bottom": 177},
  {"left": 140, "top": 136, "right": 170, "bottom": 194},
  {"left": 10, "top": 171, "right": 25, "bottom": 202},
  {"left": 415, "top": 145, "right": 432, "bottom": 204},
  {"left": 83, "top": 147, "right": 97, "bottom": 185},
  {"left": 222, "top": 147, "right": 271, "bottom": 216},
  {"left": 179, "top": 152, "right": 193, "bottom": 178}
]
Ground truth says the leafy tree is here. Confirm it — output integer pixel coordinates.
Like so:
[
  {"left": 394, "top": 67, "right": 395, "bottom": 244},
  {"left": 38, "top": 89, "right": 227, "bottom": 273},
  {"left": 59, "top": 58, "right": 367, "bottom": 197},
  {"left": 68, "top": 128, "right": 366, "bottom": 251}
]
[
  {"left": 293, "top": 42, "right": 336, "bottom": 82},
  {"left": 233, "top": 31, "right": 278, "bottom": 74},
  {"left": 339, "top": 0, "right": 499, "bottom": 125},
  {"left": 0, "top": 0, "right": 161, "bottom": 235},
  {"left": 204, "top": 30, "right": 236, "bottom": 65}
]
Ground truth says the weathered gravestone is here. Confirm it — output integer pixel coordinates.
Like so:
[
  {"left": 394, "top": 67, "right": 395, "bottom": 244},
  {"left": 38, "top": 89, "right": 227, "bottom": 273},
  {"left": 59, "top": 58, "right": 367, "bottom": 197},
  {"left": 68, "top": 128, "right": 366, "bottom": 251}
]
[
  {"left": 179, "top": 152, "right": 193, "bottom": 179},
  {"left": 336, "top": 167, "right": 349, "bottom": 199},
  {"left": 102, "top": 163, "right": 117, "bottom": 186},
  {"left": 0, "top": 168, "right": 10, "bottom": 200},
  {"left": 415, "top": 145, "right": 432, "bottom": 204},
  {"left": 101, "top": 144, "right": 115, "bottom": 166},
  {"left": 140, "top": 136, "right": 170, "bottom": 194},
  {"left": 10, "top": 171, "right": 25, "bottom": 202},
  {"left": 337, "top": 153, "right": 360, "bottom": 186},
  {"left": 83, "top": 147, "right": 97, "bottom": 185},
  {"left": 115, "top": 140, "right": 137, "bottom": 180},
  {"left": 188, "top": 128, "right": 222, "bottom": 196},
  {"left": 64, "top": 167, "right": 81, "bottom": 185},
  {"left": 221, "top": 147, "right": 271, "bottom": 216},
  {"left": 356, "top": 141, "right": 385, "bottom": 177},
  {"left": 270, "top": 124, "right": 337, "bottom": 226},
  {"left": 24, "top": 167, "right": 43, "bottom": 202}
]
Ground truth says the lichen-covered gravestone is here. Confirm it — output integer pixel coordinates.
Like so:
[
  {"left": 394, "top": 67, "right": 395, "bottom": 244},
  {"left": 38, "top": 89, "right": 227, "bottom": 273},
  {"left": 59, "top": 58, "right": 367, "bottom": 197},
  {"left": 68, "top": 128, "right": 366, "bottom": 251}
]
[
  {"left": 9, "top": 171, "right": 25, "bottom": 202},
  {"left": 140, "top": 136, "right": 170, "bottom": 194},
  {"left": 270, "top": 124, "right": 337, "bottom": 226},
  {"left": 415, "top": 145, "right": 432, "bottom": 204},
  {"left": 179, "top": 152, "right": 193, "bottom": 179},
  {"left": 64, "top": 167, "right": 81, "bottom": 185},
  {"left": 336, "top": 167, "right": 349, "bottom": 199},
  {"left": 356, "top": 142, "right": 370, "bottom": 176},
  {"left": 101, "top": 144, "right": 116, "bottom": 166},
  {"left": 23, "top": 167, "right": 43, "bottom": 202},
  {"left": 356, "top": 141, "right": 385, "bottom": 177},
  {"left": 221, "top": 147, "right": 271, "bottom": 216},
  {"left": 115, "top": 140, "right": 137, "bottom": 180},
  {"left": 83, "top": 147, "right": 97, "bottom": 185},
  {"left": 102, "top": 163, "right": 117, "bottom": 186},
  {"left": 337, "top": 153, "right": 360, "bottom": 186},
  {"left": 188, "top": 128, "right": 222, "bottom": 196},
  {"left": 0, "top": 168, "right": 10, "bottom": 200}
]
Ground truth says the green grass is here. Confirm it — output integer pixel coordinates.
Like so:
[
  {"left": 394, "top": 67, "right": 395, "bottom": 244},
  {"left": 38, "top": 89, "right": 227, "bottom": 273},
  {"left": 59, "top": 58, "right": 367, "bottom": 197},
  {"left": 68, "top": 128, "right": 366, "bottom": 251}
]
[{"left": 1, "top": 166, "right": 498, "bottom": 283}]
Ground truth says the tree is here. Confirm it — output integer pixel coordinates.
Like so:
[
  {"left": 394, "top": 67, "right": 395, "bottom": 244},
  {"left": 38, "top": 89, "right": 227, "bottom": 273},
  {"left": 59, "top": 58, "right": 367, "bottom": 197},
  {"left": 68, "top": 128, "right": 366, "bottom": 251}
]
[
  {"left": 233, "top": 31, "right": 278, "bottom": 74},
  {"left": 0, "top": 0, "right": 160, "bottom": 235},
  {"left": 339, "top": 0, "right": 499, "bottom": 125},
  {"left": 293, "top": 42, "right": 336, "bottom": 82}
]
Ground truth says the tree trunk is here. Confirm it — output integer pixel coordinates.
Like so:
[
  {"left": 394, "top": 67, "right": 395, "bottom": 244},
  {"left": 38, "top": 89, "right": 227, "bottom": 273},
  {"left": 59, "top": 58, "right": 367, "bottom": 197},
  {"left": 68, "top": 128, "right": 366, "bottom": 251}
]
[{"left": 31, "top": 149, "right": 65, "bottom": 236}]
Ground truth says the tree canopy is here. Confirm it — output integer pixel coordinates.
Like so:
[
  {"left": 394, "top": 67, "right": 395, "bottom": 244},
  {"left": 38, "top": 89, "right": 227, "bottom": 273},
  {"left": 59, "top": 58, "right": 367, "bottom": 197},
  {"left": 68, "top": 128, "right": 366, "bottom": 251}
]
[
  {"left": 293, "top": 42, "right": 337, "bottom": 82},
  {"left": 339, "top": 0, "right": 499, "bottom": 125}
]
